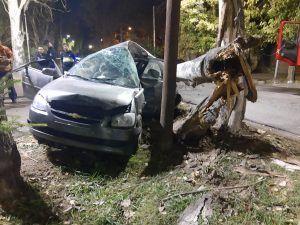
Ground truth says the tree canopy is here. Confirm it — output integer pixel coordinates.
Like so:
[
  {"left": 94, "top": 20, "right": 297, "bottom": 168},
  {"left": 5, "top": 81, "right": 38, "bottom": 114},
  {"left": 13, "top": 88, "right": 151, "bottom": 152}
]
[
  {"left": 245, "top": 0, "right": 300, "bottom": 43},
  {"left": 179, "top": 0, "right": 218, "bottom": 60},
  {"left": 179, "top": 0, "right": 300, "bottom": 59}
]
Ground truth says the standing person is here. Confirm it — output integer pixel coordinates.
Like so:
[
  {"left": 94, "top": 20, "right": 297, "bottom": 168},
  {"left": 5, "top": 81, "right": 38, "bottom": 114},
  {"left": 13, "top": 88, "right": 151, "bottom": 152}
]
[
  {"left": 60, "top": 43, "right": 75, "bottom": 73},
  {"left": 0, "top": 41, "right": 17, "bottom": 103},
  {"left": 46, "top": 42, "right": 56, "bottom": 68},
  {"left": 35, "top": 46, "right": 48, "bottom": 69}
]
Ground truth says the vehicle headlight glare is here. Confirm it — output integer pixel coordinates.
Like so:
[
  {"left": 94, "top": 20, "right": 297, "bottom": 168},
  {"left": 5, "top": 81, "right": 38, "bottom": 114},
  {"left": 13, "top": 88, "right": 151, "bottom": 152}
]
[
  {"left": 32, "top": 94, "right": 47, "bottom": 111},
  {"left": 111, "top": 113, "right": 135, "bottom": 128}
]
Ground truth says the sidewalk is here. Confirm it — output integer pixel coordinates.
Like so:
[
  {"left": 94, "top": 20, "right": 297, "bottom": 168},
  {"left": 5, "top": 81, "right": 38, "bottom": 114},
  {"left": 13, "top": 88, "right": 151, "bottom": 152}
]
[{"left": 252, "top": 72, "right": 300, "bottom": 88}]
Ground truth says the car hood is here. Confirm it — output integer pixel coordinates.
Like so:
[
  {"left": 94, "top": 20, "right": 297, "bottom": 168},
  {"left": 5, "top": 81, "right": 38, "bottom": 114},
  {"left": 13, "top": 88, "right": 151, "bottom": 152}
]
[{"left": 40, "top": 77, "right": 137, "bottom": 110}]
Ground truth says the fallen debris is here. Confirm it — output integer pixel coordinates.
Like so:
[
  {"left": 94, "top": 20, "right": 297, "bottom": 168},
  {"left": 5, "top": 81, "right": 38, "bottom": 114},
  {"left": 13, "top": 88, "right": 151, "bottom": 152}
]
[
  {"left": 162, "top": 178, "right": 265, "bottom": 203},
  {"left": 177, "top": 194, "right": 212, "bottom": 225},
  {"left": 271, "top": 158, "right": 300, "bottom": 172}
]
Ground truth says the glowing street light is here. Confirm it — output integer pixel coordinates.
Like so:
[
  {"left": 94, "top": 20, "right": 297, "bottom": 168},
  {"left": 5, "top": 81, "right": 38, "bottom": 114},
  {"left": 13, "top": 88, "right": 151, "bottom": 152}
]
[
  {"left": 89, "top": 45, "right": 93, "bottom": 49},
  {"left": 128, "top": 26, "right": 132, "bottom": 31},
  {"left": 66, "top": 34, "right": 71, "bottom": 39}
]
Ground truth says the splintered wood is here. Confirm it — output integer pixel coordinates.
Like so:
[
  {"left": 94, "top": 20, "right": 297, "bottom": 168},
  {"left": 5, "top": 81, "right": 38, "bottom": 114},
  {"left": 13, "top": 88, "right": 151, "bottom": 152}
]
[{"left": 174, "top": 39, "right": 257, "bottom": 141}]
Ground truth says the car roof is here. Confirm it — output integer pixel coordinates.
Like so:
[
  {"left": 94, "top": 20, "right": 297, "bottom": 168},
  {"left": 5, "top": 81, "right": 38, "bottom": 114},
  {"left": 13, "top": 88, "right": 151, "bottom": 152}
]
[{"left": 107, "top": 41, "right": 156, "bottom": 60}]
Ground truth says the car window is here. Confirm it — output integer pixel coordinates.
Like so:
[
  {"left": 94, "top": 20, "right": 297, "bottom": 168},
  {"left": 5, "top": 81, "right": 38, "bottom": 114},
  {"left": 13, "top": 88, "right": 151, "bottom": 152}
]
[
  {"left": 68, "top": 47, "right": 139, "bottom": 88},
  {"left": 142, "top": 60, "right": 162, "bottom": 80}
]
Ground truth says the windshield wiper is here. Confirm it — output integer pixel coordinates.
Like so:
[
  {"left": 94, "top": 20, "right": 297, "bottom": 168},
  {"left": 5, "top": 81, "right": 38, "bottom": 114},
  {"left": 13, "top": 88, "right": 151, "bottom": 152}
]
[
  {"left": 90, "top": 77, "right": 116, "bottom": 85},
  {"left": 90, "top": 77, "right": 115, "bottom": 81},
  {"left": 67, "top": 74, "right": 90, "bottom": 81}
]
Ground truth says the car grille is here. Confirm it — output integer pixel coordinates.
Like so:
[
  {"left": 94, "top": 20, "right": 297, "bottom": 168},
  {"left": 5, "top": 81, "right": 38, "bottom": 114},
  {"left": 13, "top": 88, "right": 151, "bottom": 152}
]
[
  {"left": 49, "top": 100, "right": 130, "bottom": 124},
  {"left": 51, "top": 110, "right": 101, "bottom": 124}
]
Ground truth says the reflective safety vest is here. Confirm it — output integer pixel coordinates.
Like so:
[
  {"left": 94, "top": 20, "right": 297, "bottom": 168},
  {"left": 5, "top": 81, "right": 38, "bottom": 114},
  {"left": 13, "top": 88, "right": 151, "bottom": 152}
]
[{"left": 62, "top": 56, "right": 75, "bottom": 63}]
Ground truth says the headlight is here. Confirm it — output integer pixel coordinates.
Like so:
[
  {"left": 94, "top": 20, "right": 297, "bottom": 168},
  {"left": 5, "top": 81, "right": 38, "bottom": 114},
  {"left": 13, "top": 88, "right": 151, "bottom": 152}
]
[
  {"left": 32, "top": 94, "right": 47, "bottom": 111},
  {"left": 111, "top": 113, "right": 136, "bottom": 128}
]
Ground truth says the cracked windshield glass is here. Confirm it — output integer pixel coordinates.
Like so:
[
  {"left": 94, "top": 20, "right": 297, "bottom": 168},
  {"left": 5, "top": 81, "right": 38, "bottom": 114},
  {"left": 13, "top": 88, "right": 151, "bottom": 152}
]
[{"left": 68, "top": 47, "right": 139, "bottom": 88}]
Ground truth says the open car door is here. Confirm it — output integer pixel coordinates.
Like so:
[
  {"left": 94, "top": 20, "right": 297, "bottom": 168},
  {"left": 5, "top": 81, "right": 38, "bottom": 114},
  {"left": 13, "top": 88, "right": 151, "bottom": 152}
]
[{"left": 22, "top": 60, "right": 62, "bottom": 99}]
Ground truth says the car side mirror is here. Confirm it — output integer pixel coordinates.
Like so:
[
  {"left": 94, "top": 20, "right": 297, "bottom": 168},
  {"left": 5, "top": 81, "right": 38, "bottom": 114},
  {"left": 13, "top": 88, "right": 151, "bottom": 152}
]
[
  {"left": 147, "top": 69, "right": 160, "bottom": 79},
  {"left": 42, "top": 68, "right": 59, "bottom": 78}
]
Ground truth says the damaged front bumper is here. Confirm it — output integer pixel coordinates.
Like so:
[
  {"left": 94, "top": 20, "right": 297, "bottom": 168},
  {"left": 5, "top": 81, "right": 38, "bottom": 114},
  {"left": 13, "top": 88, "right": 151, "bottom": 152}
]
[{"left": 28, "top": 106, "right": 140, "bottom": 155}]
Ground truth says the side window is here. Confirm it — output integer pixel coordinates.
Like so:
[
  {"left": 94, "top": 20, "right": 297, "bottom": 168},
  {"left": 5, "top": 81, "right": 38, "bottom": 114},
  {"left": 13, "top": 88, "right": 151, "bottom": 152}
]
[{"left": 142, "top": 60, "right": 162, "bottom": 80}]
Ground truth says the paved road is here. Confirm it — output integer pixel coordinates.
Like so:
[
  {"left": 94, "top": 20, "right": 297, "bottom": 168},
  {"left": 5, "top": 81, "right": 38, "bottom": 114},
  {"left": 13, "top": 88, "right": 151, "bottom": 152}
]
[
  {"left": 246, "top": 86, "right": 300, "bottom": 136},
  {"left": 178, "top": 83, "right": 300, "bottom": 136}
]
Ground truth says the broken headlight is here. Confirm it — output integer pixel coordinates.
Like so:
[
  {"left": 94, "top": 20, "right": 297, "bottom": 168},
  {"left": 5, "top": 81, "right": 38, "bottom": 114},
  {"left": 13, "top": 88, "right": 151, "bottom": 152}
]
[
  {"left": 32, "top": 94, "right": 47, "bottom": 111},
  {"left": 111, "top": 113, "right": 135, "bottom": 128}
]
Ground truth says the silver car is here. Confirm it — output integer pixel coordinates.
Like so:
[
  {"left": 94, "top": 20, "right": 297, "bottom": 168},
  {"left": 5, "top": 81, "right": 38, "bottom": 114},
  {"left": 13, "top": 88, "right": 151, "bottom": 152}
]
[{"left": 23, "top": 41, "right": 180, "bottom": 155}]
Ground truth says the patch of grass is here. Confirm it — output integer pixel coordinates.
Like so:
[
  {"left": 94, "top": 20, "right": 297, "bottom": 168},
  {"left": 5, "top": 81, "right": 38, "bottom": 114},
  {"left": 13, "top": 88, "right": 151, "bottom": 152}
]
[
  {"left": 209, "top": 166, "right": 300, "bottom": 225},
  {"left": 64, "top": 147, "right": 195, "bottom": 225}
]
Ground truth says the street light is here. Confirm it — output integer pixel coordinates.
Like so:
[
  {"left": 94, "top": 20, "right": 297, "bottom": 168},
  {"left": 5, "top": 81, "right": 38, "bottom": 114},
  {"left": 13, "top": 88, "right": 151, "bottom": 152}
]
[
  {"left": 89, "top": 45, "right": 93, "bottom": 49},
  {"left": 128, "top": 26, "right": 132, "bottom": 31},
  {"left": 66, "top": 34, "right": 71, "bottom": 39}
]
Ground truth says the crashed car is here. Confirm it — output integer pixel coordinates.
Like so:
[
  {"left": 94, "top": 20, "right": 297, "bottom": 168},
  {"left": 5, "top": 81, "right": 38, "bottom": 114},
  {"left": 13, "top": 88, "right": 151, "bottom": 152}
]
[{"left": 23, "top": 41, "right": 180, "bottom": 155}]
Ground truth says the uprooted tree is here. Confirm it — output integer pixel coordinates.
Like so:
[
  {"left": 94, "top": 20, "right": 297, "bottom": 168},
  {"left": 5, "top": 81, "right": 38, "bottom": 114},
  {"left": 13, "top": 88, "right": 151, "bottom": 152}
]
[
  {"left": 175, "top": 37, "right": 258, "bottom": 141},
  {"left": 217, "top": 0, "right": 246, "bottom": 133},
  {"left": 174, "top": 0, "right": 259, "bottom": 140}
]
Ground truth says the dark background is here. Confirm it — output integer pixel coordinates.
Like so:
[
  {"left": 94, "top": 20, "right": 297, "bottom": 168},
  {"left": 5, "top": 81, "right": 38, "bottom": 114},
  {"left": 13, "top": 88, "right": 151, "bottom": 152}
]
[{"left": 57, "top": 0, "right": 166, "bottom": 54}]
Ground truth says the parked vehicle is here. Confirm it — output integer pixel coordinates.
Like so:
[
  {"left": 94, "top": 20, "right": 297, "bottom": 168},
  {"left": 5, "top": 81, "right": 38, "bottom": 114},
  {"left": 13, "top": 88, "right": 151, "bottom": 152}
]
[{"left": 23, "top": 41, "right": 181, "bottom": 155}]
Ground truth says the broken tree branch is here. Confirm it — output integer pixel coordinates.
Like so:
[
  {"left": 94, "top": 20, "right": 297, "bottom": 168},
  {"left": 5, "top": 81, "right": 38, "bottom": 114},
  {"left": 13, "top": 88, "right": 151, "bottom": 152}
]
[
  {"left": 162, "top": 178, "right": 265, "bottom": 202},
  {"left": 175, "top": 36, "right": 258, "bottom": 140}
]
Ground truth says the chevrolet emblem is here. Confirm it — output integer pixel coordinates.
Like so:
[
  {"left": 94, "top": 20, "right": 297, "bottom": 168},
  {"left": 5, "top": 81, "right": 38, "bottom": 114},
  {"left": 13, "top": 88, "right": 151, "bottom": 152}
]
[{"left": 68, "top": 113, "right": 86, "bottom": 119}]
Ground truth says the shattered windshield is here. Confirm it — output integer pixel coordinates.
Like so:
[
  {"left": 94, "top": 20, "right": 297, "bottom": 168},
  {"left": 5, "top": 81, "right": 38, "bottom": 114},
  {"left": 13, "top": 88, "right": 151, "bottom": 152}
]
[{"left": 68, "top": 47, "right": 139, "bottom": 88}]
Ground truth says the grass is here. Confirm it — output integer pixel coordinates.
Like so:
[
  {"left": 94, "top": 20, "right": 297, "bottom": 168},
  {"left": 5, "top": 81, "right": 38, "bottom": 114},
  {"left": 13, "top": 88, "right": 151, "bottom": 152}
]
[
  {"left": 63, "top": 147, "right": 195, "bottom": 225},
  {"left": 1, "top": 128, "right": 300, "bottom": 225}
]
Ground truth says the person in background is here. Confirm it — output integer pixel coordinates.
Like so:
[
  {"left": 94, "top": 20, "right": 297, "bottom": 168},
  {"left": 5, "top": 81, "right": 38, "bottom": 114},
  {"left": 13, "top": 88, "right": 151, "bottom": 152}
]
[
  {"left": 35, "top": 46, "right": 48, "bottom": 69},
  {"left": 60, "top": 43, "right": 75, "bottom": 73},
  {"left": 0, "top": 41, "right": 17, "bottom": 103},
  {"left": 46, "top": 41, "right": 56, "bottom": 68}
]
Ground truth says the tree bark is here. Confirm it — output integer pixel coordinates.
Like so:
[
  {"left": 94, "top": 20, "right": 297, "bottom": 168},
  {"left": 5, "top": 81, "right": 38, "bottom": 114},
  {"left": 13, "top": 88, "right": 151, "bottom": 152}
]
[
  {"left": 217, "top": 0, "right": 246, "bottom": 133},
  {"left": 0, "top": 84, "right": 22, "bottom": 203},
  {"left": 175, "top": 39, "right": 257, "bottom": 141},
  {"left": 6, "top": 0, "right": 27, "bottom": 96}
]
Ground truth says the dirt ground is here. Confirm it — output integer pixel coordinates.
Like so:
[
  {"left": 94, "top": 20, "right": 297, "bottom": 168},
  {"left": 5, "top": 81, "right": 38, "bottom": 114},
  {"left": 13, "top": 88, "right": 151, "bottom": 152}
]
[{"left": 1, "top": 122, "right": 300, "bottom": 225}]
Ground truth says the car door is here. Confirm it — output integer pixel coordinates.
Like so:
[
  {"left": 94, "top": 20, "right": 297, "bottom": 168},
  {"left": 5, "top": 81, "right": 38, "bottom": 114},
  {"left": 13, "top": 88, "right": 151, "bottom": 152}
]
[
  {"left": 22, "top": 61, "right": 60, "bottom": 99},
  {"left": 139, "top": 59, "right": 163, "bottom": 115}
]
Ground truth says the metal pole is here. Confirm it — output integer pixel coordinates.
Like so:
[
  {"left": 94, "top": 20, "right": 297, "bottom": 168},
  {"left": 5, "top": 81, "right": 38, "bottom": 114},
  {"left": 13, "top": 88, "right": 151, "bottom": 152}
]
[
  {"left": 287, "top": 66, "right": 295, "bottom": 84},
  {"left": 159, "top": 0, "right": 181, "bottom": 151},
  {"left": 153, "top": 5, "right": 156, "bottom": 50},
  {"left": 273, "top": 60, "right": 279, "bottom": 83},
  {"left": 120, "top": 27, "right": 123, "bottom": 42},
  {"left": 24, "top": 10, "right": 30, "bottom": 61}
]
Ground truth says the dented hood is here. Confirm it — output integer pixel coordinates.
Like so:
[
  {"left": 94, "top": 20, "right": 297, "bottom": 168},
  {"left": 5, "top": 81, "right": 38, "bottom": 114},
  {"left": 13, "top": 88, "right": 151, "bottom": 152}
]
[{"left": 40, "top": 77, "right": 137, "bottom": 110}]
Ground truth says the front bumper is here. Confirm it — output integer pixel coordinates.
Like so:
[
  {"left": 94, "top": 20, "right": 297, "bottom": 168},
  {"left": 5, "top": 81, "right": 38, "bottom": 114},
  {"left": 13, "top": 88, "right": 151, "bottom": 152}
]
[{"left": 29, "top": 106, "right": 140, "bottom": 155}]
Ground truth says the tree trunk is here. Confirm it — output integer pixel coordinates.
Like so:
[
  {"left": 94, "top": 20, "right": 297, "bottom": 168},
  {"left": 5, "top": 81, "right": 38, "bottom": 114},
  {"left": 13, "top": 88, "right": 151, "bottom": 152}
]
[
  {"left": 217, "top": 0, "right": 246, "bottom": 133},
  {"left": 0, "top": 87, "right": 22, "bottom": 203},
  {"left": 175, "top": 39, "right": 257, "bottom": 141},
  {"left": 7, "top": 0, "right": 26, "bottom": 96}
]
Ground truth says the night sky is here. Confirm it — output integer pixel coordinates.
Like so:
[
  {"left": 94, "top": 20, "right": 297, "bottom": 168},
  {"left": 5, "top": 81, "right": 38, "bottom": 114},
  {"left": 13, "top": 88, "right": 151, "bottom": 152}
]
[{"left": 60, "top": 0, "right": 166, "bottom": 51}]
